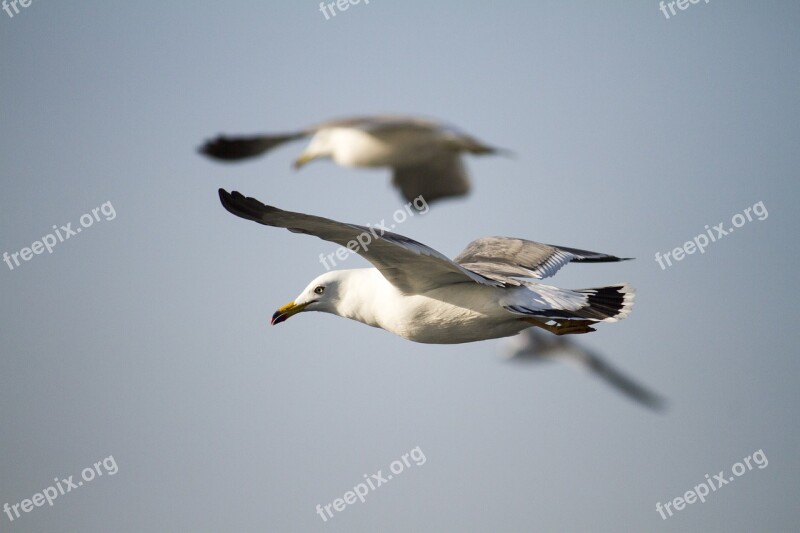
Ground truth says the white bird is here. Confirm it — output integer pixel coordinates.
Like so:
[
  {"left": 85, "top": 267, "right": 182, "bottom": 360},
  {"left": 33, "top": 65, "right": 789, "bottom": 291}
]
[
  {"left": 202, "top": 115, "right": 507, "bottom": 204},
  {"left": 219, "top": 190, "right": 636, "bottom": 344},
  {"left": 501, "top": 330, "right": 665, "bottom": 410}
]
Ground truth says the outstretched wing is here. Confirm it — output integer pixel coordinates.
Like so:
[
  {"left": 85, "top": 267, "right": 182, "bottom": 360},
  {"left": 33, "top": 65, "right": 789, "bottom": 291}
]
[
  {"left": 218, "top": 190, "right": 500, "bottom": 294},
  {"left": 392, "top": 153, "right": 471, "bottom": 204},
  {"left": 199, "top": 132, "right": 306, "bottom": 161},
  {"left": 454, "top": 236, "right": 631, "bottom": 284},
  {"left": 308, "top": 115, "right": 441, "bottom": 133},
  {"left": 503, "top": 330, "right": 665, "bottom": 410},
  {"left": 575, "top": 347, "right": 666, "bottom": 410}
]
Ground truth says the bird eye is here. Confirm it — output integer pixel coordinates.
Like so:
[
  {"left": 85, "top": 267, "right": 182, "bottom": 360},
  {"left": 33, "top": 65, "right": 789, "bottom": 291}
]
[{"left": 314, "top": 286, "right": 325, "bottom": 295}]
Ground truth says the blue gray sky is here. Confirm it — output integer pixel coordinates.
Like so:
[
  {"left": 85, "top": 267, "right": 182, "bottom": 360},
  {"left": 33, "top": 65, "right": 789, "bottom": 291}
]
[{"left": 1, "top": 1, "right": 799, "bottom": 531}]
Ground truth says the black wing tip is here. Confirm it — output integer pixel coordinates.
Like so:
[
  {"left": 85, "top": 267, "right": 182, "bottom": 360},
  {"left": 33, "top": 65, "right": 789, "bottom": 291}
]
[
  {"left": 218, "top": 188, "right": 239, "bottom": 216},
  {"left": 544, "top": 244, "right": 634, "bottom": 263},
  {"left": 200, "top": 135, "right": 239, "bottom": 160},
  {"left": 574, "top": 255, "right": 634, "bottom": 264},
  {"left": 646, "top": 396, "right": 669, "bottom": 412},
  {"left": 200, "top": 132, "right": 305, "bottom": 161},
  {"left": 218, "top": 189, "right": 270, "bottom": 222},
  {"left": 218, "top": 187, "right": 231, "bottom": 202},
  {"left": 199, "top": 135, "right": 269, "bottom": 161},
  {"left": 218, "top": 187, "right": 241, "bottom": 204},
  {"left": 492, "top": 146, "right": 515, "bottom": 158},
  {"left": 630, "top": 389, "right": 668, "bottom": 412}
]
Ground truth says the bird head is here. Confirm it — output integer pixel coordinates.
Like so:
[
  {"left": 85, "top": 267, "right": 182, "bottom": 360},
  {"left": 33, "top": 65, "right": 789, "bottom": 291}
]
[
  {"left": 271, "top": 271, "right": 343, "bottom": 325},
  {"left": 293, "top": 130, "right": 334, "bottom": 169}
]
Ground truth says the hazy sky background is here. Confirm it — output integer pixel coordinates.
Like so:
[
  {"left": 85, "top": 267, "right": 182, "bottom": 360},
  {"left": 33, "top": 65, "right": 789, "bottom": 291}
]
[{"left": 1, "top": 2, "right": 799, "bottom": 531}]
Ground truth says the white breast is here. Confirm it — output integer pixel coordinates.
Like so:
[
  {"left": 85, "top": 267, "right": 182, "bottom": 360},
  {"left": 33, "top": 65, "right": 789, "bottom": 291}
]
[
  {"left": 340, "top": 271, "right": 527, "bottom": 344},
  {"left": 327, "top": 127, "right": 444, "bottom": 168}
]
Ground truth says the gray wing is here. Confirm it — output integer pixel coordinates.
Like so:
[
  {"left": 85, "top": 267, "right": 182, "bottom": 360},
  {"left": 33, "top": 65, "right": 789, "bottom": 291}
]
[
  {"left": 308, "top": 114, "right": 441, "bottom": 134},
  {"left": 218, "top": 189, "right": 500, "bottom": 294},
  {"left": 310, "top": 115, "right": 500, "bottom": 151},
  {"left": 575, "top": 347, "right": 666, "bottom": 410},
  {"left": 200, "top": 132, "right": 307, "bottom": 161},
  {"left": 454, "top": 237, "right": 631, "bottom": 284},
  {"left": 392, "top": 153, "right": 471, "bottom": 204},
  {"left": 504, "top": 330, "right": 665, "bottom": 410}
]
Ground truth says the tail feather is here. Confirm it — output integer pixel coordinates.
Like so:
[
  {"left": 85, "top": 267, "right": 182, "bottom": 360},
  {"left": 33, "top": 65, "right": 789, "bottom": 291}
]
[
  {"left": 574, "top": 284, "right": 635, "bottom": 322},
  {"left": 506, "top": 283, "right": 635, "bottom": 325}
]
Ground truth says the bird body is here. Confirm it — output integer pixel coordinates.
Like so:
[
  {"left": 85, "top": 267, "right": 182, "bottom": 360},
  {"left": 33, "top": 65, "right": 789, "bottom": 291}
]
[
  {"left": 220, "top": 190, "right": 636, "bottom": 344},
  {"left": 202, "top": 115, "right": 505, "bottom": 203},
  {"left": 296, "top": 268, "right": 633, "bottom": 344},
  {"left": 296, "top": 268, "right": 529, "bottom": 344},
  {"left": 308, "top": 125, "right": 449, "bottom": 168}
]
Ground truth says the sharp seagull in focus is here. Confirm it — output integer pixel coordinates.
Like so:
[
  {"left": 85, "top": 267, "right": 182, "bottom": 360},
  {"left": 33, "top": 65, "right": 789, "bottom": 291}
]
[
  {"left": 201, "top": 115, "right": 508, "bottom": 204},
  {"left": 218, "top": 189, "right": 636, "bottom": 344}
]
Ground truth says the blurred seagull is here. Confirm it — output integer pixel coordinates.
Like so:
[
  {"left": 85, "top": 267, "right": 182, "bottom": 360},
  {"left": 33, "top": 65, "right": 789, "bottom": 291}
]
[
  {"left": 501, "top": 329, "right": 665, "bottom": 410},
  {"left": 219, "top": 189, "right": 636, "bottom": 344},
  {"left": 202, "top": 115, "right": 508, "bottom": 204}
]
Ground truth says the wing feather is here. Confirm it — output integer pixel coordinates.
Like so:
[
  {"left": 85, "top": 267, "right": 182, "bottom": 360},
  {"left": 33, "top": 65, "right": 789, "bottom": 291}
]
[
  {"left": 392, "top": 153, "right": 471, "bottom": 203},
  {"left": 219, "top": 189, "right": 499, "bottom": 294},
  {"left": 454, "top": 237, "right": 631, "bottom": 283}
]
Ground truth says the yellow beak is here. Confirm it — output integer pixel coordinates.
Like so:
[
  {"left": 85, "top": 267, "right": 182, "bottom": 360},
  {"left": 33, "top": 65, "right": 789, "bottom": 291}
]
[
  {"left": 293, "top": 153, "right": 316, "bottom": 169},
  {"left": 271, "top": 301, "right": 308, "bottom": 325}
]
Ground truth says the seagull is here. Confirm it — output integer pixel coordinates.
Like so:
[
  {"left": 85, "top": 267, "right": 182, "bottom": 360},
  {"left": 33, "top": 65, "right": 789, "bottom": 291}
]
[
  {"left": 219, "top": 189, "right": 636, "bottom": 344},
  {"left": 201, "top": 115, "right": 507, "bottom": 204},
  {"left": 501, "top": 330, "right": 665, "bottom": 410}
]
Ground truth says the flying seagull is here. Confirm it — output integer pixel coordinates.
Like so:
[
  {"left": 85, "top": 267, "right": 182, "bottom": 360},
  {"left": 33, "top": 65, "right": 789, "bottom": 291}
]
[
  {"left": 501, "top": 330, "right": 665, "bottom": 410},
  {"left": 219, "top": 189, "right": 635, "bottom": 344},
  {"left": 202, "top": 115, "right": 507, "bottom": 204}
]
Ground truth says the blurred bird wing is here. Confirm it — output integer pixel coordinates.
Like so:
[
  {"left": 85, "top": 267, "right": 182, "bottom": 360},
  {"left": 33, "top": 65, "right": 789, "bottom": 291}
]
[
  {"left": 392, "top": 153, "right": 470, "bottom": 204},
  {"left": 564, "top": 346, "right": 665, "bottom": 410},
  {"left": 199, "top": 132, "right": 306, "bottom": 161}
]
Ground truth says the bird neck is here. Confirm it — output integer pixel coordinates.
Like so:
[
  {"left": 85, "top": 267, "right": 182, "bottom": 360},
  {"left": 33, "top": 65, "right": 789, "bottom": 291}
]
[{"left": 334, "top": 269, "right": 390, "bottom": 328}]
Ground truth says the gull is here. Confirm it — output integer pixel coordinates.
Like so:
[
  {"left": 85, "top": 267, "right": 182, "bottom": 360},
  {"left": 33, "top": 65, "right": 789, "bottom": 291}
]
[
  {"left": 500, "top": 330, "right": 665, "bottom": 410},
  {"left": 218, "top": 189, "right": 636, "bottom": 344},
  {"left": 201, "top": 115, "right": 507, "bottom": 204}
]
